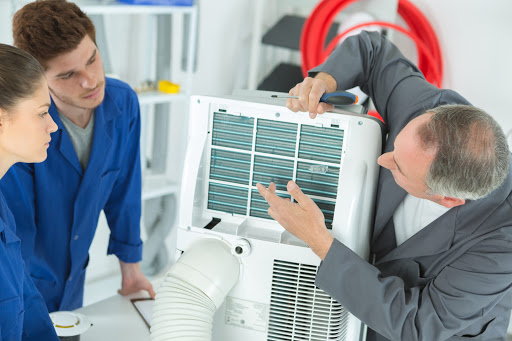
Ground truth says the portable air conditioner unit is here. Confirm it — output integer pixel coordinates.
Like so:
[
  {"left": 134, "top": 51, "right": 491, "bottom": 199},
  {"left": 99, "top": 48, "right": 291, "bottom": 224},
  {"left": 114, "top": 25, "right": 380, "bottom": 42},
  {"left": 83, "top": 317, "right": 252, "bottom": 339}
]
[{"left": 176, "top": 92, "right": 383, "bottom": 341}]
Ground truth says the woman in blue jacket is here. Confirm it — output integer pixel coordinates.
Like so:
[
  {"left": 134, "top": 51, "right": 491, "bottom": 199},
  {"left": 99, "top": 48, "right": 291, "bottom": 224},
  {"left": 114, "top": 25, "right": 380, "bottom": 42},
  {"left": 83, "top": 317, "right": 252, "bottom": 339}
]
[{"left": 0, "top": 44, "right": 59, "bottom": 340}]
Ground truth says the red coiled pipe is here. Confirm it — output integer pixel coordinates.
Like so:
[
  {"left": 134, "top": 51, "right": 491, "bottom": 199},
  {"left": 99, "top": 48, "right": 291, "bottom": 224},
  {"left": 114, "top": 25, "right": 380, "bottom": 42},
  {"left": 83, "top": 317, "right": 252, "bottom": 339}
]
[{"left": 300, "top": 0, "right": 443, "bottom": 121}]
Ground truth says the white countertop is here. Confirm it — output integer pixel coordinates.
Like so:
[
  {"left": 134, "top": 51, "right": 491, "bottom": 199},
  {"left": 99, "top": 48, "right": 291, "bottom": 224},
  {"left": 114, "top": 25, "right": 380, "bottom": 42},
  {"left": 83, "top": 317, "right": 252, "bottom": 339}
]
[{"left": 74, "top": 292, "right": 151, "bottom": 340}]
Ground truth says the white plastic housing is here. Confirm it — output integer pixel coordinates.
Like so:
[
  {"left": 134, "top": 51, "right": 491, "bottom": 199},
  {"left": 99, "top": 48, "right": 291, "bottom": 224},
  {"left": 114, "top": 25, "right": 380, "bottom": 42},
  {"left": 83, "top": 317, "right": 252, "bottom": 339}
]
[{"left": 177, "top": 94, "right": 382, "bottom": 341}]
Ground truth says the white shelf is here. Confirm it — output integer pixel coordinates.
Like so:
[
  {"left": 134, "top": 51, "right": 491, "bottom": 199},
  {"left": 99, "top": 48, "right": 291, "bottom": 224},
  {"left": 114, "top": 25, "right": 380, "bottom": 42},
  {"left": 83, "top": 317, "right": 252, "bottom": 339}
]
[
  {"left": 142, "top": 173, "right": 179, "bottom": 200},
  {"left": 80, "top": 1, "right": 196, "bottom": 15},
  {"left": 137, "top": 91, "right": 188, "bottom": 105}
]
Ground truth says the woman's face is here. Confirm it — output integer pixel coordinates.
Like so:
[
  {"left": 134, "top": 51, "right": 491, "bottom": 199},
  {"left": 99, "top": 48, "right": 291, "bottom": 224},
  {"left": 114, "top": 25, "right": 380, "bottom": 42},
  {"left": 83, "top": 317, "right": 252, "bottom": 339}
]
[{"left": 0, "top": 79, "right": 58, "bottom": 164}]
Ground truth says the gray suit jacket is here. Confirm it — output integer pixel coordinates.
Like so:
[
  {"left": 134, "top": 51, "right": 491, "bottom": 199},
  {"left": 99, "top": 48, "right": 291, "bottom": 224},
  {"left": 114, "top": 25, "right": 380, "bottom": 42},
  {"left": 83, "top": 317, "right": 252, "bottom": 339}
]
[{"left": 313, "top": 31, "right": 512, "bottom": 340}]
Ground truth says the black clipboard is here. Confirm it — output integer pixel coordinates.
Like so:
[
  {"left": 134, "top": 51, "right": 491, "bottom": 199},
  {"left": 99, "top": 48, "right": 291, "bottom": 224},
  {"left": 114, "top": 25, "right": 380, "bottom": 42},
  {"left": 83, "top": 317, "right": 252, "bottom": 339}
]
[{"left": 130, "top": 298, "right": 154, "bottom": 329}]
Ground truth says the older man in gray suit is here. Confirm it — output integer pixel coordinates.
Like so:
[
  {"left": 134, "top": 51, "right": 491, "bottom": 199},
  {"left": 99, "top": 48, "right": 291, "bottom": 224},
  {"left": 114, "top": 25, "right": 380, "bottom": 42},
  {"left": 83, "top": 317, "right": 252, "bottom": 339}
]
[{"left": 257, "top": 31, "right": 512, "bottom": 341}]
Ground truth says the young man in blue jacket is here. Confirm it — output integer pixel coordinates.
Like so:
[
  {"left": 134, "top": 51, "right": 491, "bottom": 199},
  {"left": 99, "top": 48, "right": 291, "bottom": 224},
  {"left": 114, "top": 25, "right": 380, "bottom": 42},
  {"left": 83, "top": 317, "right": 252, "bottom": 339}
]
[{"left": 0, "top": 0, "right": 155, "bottom": 312}]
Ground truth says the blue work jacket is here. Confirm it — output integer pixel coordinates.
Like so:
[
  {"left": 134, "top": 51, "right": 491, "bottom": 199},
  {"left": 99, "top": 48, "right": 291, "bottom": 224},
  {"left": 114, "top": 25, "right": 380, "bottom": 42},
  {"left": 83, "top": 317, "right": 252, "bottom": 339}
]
[
  {"left": 0, "top": 78, "right": 143, "bottom": 312},
  {"left": 0, "top": 190, "right": 58, "bottom": 341}
]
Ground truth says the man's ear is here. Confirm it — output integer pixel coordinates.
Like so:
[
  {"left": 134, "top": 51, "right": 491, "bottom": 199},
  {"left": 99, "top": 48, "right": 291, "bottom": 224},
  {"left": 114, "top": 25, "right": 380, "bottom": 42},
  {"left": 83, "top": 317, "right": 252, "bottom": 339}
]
[{"left": 439, "top": 196, "right": 465, "bottom": 208}]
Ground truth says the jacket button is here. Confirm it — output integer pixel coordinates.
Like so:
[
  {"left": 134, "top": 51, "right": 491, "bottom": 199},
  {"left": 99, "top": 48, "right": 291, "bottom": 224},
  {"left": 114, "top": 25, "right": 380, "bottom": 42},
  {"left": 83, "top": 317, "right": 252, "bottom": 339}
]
[{"left": 74, "top": 235, "right": 79, "bottom": 240}]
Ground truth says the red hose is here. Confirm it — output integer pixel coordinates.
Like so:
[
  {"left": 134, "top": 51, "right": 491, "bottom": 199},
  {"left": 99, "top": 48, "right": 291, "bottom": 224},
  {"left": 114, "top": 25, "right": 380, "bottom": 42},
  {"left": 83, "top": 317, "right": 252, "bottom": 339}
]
[
  {"left": 324, "top": 22, "right": 441, "bottom": 87},
  {"left": 300, "top": 0, "right": 443, "bottom": 121}
]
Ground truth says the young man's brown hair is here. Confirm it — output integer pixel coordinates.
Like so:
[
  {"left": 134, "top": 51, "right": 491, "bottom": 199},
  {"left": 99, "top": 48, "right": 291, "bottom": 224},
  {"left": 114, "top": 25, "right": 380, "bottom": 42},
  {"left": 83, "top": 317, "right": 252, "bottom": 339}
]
[{"left": 12, "top": 0, "right": 96, "bottom": 68}]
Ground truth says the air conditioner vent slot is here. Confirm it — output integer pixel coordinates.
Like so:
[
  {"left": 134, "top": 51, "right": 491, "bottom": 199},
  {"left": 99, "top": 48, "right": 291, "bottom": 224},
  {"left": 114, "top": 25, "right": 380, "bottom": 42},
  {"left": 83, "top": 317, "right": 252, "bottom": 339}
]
[
  {"left": 210, "top": 149, "right": 251, "bottom": 185},
  {"left": 212, "top": 112, "right": 254, "bottom": 151},
  {"left": 256, "top": 119, "right": 297, "bottom": 157},
  {"left": 314, "top": 199, "right": 336, "bottom": 229},
  {"left": 268, "top": 260, "right": 349, "bottom": 341},
  {"left": 296, "top": 162, "right": 340, "bottom": 199},
  {"left": 252, "top": 155, "right": 294, "bottom": 191},
  {"left": 298, "top": 125, "right": 344, "bottom": 164},
  {"left": 207, "top": 182, "right": 247, "bottom": 215}
]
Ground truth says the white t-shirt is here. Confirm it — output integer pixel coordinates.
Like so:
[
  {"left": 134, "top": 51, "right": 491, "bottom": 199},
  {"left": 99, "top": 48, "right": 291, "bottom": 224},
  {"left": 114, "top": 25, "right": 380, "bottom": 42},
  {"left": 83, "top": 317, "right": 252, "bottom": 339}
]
[{"left": 393, "top": 194, "right": 451, "bottom": 246}]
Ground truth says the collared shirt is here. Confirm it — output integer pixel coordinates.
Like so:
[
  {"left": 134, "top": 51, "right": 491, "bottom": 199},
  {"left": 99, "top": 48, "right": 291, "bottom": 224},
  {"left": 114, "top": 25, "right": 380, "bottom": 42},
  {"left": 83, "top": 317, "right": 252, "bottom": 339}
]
[{"left": 393, "top": 194, "right": 450, "bottom": 246}]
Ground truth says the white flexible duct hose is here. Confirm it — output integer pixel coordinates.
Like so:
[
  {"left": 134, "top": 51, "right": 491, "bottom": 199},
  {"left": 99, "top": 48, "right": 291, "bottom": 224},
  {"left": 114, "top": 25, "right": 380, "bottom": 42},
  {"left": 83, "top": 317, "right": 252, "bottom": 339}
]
[{"left": 150, "top": 238, "right": 240, "bottom": 341}]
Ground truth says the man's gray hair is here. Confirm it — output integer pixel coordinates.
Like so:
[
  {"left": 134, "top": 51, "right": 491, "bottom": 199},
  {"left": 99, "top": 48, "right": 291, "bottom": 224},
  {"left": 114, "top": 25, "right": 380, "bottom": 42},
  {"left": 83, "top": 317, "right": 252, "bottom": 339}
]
[{"left": 417, "top": 104, "right": 510, "bottom": 200}]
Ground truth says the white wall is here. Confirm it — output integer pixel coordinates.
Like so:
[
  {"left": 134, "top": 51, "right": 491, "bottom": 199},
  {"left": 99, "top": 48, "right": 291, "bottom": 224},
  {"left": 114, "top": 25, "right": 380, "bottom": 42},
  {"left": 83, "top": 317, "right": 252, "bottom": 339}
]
[
  {"left": 0, "top": 0, "right": 13, "bottom": 44},
  {"left": 189, "top": 0, "right": 254, "bottom": 96},
  {"left": 405, "top": 0, "right": 512, "bottom": 141}
]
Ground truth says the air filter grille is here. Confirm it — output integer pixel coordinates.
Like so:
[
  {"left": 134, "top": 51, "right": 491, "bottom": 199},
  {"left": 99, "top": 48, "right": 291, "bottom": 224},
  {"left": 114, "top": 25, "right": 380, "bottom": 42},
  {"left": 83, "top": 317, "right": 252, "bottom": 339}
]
[
  {"left": 207, "top": 182, "right": 247, "bottom": 215},
  {"left": 212, "top": 112, "right": 254, "bottom": 150},
  {"left": 298, "top": 125, "right": 344, "bottom": 164},
  {"left": 267, "top": 260, "right": 349, "bottom": 341},
  {"left": 210, "top": 149, "right": 251, "bottom": 185},
  {"left": 296, "top": 161, "right": 340, "bottom": 199},
  {"left": 255, "top": 119, "right": 298, "bottom": 157},
  {"left": 252, "top": 155, "right": 294, "bottom": 192},
  {"left": 207, "top": 112, "right": 344, "bottom": 226}
]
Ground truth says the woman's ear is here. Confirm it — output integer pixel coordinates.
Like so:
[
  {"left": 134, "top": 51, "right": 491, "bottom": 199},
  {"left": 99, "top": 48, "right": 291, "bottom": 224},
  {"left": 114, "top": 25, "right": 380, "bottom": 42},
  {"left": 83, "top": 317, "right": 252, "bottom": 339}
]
[
  {"left": 0, "top": 108, "right": 4, "bottom": 126},
  {"left": 0, "top": 108, "right": 7, "bottom": 132}
]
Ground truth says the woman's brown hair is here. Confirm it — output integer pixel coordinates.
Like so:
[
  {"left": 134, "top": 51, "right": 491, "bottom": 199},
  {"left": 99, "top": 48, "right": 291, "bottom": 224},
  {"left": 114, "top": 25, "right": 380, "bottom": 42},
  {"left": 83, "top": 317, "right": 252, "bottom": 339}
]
[{"left": 0, "top": 43, "right": 46, "bottom": 112}]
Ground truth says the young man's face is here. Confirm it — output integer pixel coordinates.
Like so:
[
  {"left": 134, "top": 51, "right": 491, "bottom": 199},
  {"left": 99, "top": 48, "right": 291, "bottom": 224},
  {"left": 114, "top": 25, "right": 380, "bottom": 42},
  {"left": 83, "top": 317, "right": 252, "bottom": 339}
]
[
  {"left": 377, "top": 113, "right": 435, "bottom": 200},
  {"left": 44, "top": 35, "right": 106, "bottom": 113}
]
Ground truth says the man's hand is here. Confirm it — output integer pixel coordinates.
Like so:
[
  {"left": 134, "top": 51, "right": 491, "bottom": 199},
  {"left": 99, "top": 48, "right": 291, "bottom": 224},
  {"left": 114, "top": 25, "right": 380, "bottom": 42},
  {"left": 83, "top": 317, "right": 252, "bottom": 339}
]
[
  {"left": 256, "top": 180, "right": 334, "bottom": 260},
  {"left": 118, "top": 260, "right": 156, "bottom": 299},
  {"left": 287, "top": 72, "right": 337, "bottom": 119}
]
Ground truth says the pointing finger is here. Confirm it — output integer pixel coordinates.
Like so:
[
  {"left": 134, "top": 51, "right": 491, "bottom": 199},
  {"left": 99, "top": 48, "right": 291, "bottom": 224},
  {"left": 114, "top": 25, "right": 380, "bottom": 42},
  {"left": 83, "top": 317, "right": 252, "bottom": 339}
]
[
  {"left": 257, "top": 182, "right": 286, "bottom": 208},
  {"left": 256, "top": 183, "right": 268, "bottom": 199},
  {"left": 287, "top": 180, "right": 312, "bottom": 207},
  {"left": 268, "top": 182, "right": 277, "bottom": 194}
]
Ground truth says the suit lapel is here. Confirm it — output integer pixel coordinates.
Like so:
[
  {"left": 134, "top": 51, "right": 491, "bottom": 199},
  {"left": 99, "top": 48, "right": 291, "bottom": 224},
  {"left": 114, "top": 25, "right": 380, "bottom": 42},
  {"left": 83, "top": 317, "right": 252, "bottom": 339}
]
[
  {"left": 372, "top": 168, "right": 406, "bottom": 251},
  {"left": 376, "top": 207, "right": 457, "bottom": 264}
]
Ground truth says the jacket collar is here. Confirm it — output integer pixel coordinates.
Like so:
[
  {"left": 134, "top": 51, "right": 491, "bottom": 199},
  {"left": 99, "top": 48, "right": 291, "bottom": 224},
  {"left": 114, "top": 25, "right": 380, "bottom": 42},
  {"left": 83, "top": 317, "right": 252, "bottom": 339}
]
[
  {"left": 376, "top": 206, "right": 457, "bottom": 264},
  {"left": 372, "top": 168, "right": 407, "bottom": 246}
]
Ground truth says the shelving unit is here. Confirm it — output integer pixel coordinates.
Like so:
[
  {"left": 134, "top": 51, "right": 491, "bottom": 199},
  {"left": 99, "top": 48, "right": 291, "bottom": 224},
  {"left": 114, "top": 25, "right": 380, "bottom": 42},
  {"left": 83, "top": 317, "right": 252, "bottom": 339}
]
[
  {"left": 247, "top": 0, "right": 398, "bottom": 92},
  {"left": 256, "top": 14, "right": 340, "bottom": 92},
  {"left": 78, "top": 1, "right": 197, "bottom": 196},
  {"left": 80, "top": 2, "right": 195, "bottom": 15},
  {"left": 137, "top": 92, "right": 188, "bottom": 105},
  {"left": 78, "top": 1, "right": 198, "bottom": 286},
  {"left": 142, "top": 173, "right": 180, "bottom": 201}
]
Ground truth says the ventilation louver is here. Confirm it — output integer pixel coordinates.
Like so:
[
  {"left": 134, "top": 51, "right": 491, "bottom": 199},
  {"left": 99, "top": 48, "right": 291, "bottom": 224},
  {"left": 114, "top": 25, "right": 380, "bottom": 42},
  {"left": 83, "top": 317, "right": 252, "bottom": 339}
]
[
  {"left": 207, "top": 112, "right": 343, "bottom": 228},
  {"left": 268, "top": 260, "right": 349, "bottom": 341}
]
